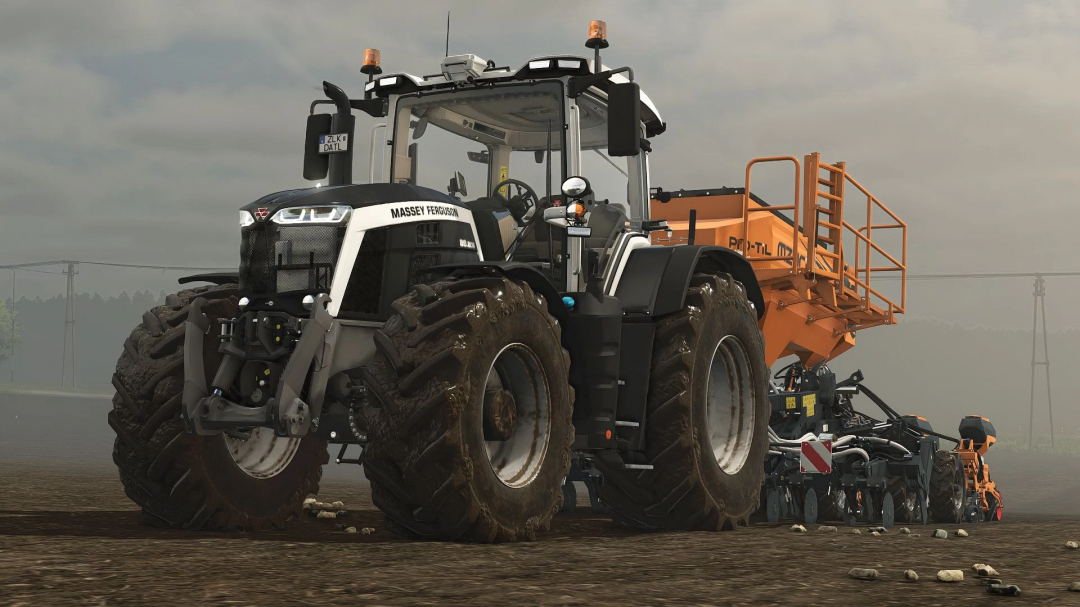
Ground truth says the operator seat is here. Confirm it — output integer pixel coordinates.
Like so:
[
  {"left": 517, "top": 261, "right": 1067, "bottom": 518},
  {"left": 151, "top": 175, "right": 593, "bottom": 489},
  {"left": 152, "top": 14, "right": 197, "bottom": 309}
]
[{"left": 466, "top": 196, "right": 519, "bottom": 261}]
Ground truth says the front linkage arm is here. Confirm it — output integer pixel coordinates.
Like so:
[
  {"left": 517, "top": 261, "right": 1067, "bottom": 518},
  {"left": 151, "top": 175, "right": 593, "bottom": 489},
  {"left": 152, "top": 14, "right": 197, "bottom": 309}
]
[{"left": 182, "top": 293, "right": 334, "bottom": 438}]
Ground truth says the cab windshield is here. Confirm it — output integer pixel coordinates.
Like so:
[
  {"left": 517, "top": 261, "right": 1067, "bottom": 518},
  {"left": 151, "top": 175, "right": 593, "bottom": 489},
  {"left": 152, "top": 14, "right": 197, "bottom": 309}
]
[{"left": 390, "top": 82, "right": 565, "bottom": 211}]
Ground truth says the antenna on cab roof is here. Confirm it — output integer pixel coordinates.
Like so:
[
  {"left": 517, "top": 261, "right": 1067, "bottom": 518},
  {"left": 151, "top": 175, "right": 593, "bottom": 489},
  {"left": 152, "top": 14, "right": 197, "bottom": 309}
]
[{"left": 445, "top": 12, "right": 451, "bottom": 57}]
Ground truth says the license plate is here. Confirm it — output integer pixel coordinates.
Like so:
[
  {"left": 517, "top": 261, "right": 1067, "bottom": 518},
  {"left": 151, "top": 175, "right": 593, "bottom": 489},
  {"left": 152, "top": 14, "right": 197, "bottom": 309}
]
[{"left": 319, "top": 134, "right": 348, "bottom": 154}]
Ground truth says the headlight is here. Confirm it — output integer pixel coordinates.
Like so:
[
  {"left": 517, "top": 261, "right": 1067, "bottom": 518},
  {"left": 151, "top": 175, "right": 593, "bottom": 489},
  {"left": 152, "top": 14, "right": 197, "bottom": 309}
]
[
  {"left": 239, "top": 211, "right": 255, "bottom": 227},
  {"left": 271, "top": 205, "right": 352, "bottom": 225}
]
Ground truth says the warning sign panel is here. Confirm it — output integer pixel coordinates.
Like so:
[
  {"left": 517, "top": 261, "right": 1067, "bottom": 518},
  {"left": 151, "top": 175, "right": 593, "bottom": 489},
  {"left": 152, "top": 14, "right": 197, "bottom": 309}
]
[{"left": 799, "top": 440, "right": 833, "bottom": 474}]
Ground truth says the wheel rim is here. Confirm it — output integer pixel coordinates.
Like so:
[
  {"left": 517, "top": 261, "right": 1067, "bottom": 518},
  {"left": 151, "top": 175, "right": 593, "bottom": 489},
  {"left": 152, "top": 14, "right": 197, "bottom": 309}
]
[
  {"left": 224, "top": 428, "right": 301, "bottom": 479},
  {"left": 482, "top": 343, "right": 551, "bottom": 489},
  {"left": 705, "top": 335, "right": 756, "bottom": 475}
]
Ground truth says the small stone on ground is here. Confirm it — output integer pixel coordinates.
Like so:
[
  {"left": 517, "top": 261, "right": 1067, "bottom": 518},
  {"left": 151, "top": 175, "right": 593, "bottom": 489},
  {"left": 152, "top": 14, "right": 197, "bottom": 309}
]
[
  {"left": 937, "top": 570, "right": 964, "bottom": 583},
  {"left": 316, "top": 510, "right": 337, "bottom": 519},
  {"left": 791, "top": 524, "right": 807, "bottom": 532},
  {"left": 870, "top": 531, "right": 880, "bottom": 536},
  {"left": 851, "top": 529, "right": 862, "bottom": 534},
  {"left": 361, "top": 527, "right": 375, "bottom": 535},
  {"left": 899, "top": 527, "right": 910, "bottom": 534},
  {"left": 345, "top": 526, "right": 358, "bottom": 534},
  {"left": 1066, "top": 541, "right": 1079, "bottom": 549},
  {"left": 955, "top": 529, "right": 969, "bottom": 537},
  {"left": 904, "top": 570, "right": 918, "bottom": 582},
  {"left": 848, "top": 568, "right": 878, "bottom": 581},
  {"left": 818, "top": 525, "right": 837, "bottom": 532},
  {"left": 1067, "top": 582, "right": 1080, "bottom": 592},
  {"left": 932, "top": 529, "right": 948, "bottom": 539}
]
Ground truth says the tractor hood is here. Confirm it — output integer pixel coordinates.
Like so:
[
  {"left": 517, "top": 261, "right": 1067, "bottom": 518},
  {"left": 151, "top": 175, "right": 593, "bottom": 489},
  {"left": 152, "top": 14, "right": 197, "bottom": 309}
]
[{"left": 240, "top": 183, "right": 466, "bottom": 217}]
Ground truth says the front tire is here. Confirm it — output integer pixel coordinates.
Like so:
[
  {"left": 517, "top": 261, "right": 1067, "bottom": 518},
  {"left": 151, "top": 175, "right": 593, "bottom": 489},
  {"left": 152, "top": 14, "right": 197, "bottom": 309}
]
[
  {"left": 109, "top": 285, "right": 328, "bottom": 530},
  {"left": 363, "top": 276, "right": 574, "bottom": 542},
  {"left": 596, "top": 274, "right": 769, "bottom": 531}
]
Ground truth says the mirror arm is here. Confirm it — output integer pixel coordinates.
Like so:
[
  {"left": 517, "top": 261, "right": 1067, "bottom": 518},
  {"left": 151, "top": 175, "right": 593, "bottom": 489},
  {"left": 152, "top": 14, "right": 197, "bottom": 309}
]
[{"left": 568, "top": 67, "right": 634, "bottom": 98}]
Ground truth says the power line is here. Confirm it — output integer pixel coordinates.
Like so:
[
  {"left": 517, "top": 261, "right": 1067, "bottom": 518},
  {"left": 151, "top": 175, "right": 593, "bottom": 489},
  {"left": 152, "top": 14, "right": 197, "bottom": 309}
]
[{"left": 0, "top": 260, "right": 233, "bottom": 271}]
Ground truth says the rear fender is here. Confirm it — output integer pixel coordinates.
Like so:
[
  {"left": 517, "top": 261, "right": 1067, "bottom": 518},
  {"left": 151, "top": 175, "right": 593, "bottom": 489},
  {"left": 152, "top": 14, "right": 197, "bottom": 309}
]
[{"left": 613, "top": 245, "right": 764, "bottom": 318}]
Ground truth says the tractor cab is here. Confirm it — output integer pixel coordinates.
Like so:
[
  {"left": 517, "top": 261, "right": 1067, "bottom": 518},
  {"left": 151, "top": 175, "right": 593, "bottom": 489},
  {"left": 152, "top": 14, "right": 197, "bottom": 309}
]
[{"left": 304, "top": 25, "right": 666, "bottom": 292}]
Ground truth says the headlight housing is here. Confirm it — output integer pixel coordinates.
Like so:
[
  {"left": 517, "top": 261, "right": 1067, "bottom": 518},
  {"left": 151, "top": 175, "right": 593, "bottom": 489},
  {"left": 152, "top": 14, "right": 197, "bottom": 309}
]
[
  {"left": 271, "top": 205, "right": 352, "bottom": 225},
  {"left": 239, "top": 210, "right": 255, "bottom": 227}
]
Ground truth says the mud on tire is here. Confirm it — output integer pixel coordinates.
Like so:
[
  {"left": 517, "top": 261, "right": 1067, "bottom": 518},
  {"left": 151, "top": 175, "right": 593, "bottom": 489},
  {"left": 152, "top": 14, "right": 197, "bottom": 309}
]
[
  {"left": 109, "top": 284, "right": 328, "bottom": 531},
  {"left": 928, "top": 450, "right": 965, "bottom": 524},
  {"left": 596, "top": 273, "right": 769, "bottom": 531},
  {"left": 362, "top": 276, "right": 574, "bottom": 542}
]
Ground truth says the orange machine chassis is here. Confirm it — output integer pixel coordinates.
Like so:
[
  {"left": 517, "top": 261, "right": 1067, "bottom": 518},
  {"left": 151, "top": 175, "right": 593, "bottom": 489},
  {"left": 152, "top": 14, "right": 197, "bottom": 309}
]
[{"left": 651, "top": 153, "right": 907, "bottom": 366}]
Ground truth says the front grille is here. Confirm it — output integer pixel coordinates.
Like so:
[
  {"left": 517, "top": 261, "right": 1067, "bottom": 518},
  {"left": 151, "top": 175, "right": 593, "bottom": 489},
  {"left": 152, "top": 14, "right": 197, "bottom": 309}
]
[{"left": 239, "top": 222, "right": 346, "bottom": 295}]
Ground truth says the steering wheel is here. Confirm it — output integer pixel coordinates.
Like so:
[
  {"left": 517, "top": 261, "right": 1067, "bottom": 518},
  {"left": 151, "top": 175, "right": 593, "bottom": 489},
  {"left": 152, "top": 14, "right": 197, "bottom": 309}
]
[{"left": 491, "top": 179, "right": 539, "bottom": 223}]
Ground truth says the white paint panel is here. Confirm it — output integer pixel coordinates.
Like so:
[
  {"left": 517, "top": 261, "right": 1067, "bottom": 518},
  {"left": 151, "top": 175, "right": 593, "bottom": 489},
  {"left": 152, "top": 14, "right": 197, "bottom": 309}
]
[{"left": 327, "top": 201, "right": 481, "bottom": 317}]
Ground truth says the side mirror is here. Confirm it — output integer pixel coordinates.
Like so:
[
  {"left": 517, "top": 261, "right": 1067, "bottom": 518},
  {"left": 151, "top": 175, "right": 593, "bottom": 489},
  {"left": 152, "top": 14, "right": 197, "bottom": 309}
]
[
  {"left": 303, "top": 113, "right": 333, "bottom": 180},
  {"left": 561, "top": 176, "right": 591, "bottom": 199},
  {"left": 606, "top": 82, "right": 641, "bottom": 157},
  {"left": 467, "top": 150, "right": 490, "bottom": 165}
]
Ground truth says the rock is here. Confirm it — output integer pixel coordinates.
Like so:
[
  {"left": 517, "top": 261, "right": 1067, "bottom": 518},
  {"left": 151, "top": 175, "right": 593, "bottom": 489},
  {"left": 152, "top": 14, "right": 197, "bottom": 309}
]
[
  {"left": 848, "top": 568, "right": 879, "bottom": 581},
  {"left": 899, "top": 527, "right": 911, "bottom": 534},
  {"left": 336, "top": 510, "right": 349, "bottom": 517},
  {"left": 344, "top": 526, "right": 358, "bottom": 534},
  {"left": 937, "top": 570, "right": 964, "bottom": 583},
  {"left": 331, "top": 501, "right": 345, "bottom": 509},
  {"left": 333, "top": 524, "right": 346, "bottom": 531},
  {"left": 818, "top": 525, "right": 837, "bottom": 532},
  {"left": 361, "top": 527, "right": 375, "bottom": 535},
  {"left": 868, "top": 526, "right": 887, "bottom": 534},
  {"left": 971, "top": 563, "right": 985, "bottom": 571},
  {"left": 1066, "top": 541, "right": 1079, "bottom": 549},
  {"left": 312, "top": 501, "right": 331, "bottom": 510},
  {"left": 987, "top": 583, "right": 1021, "bottom": 596},
  {"left": 904, "top": 570, "right": 919, "bottom": 582},
  {"left": 908, "top": 533, "right": 922, "bottom": 537},
  {"left": 791, "top": 524, "right": 807, "bottom": 533},
  {"left": 974, "top": 565, "right": 999, "bottom": 578},
  {"left": 1068, "top": 582, "right": 1080, "bottom": 592},
  {"left": 955, "top": 529, "right": 969, "bottom": 537},
  {"left": 303, "top": 497, "right": 317, "bottom": 507},
  {"left": 851, "top": 529, "right": 862, "bottom": 534},
  {"left": 870, "top": 531, "right": 881, "bottom": 537},
  {"left": 932, "top": 529, "right": 948, "bottom": 539},
  {"left": 316, "top": 510, "right": 337, "bottom": 519}
]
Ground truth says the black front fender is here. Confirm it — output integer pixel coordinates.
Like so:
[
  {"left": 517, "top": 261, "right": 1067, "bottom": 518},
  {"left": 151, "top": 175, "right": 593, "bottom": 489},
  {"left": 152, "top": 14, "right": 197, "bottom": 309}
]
[{"left": 427, "top": 261, "right": 571, "bottom": 328}]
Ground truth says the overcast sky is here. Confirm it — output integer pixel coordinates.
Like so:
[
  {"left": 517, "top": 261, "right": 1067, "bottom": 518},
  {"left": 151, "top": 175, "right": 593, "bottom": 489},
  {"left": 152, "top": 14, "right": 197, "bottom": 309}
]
[{"left": 1, "top": 0, "right": 1078, "bottom": 329}]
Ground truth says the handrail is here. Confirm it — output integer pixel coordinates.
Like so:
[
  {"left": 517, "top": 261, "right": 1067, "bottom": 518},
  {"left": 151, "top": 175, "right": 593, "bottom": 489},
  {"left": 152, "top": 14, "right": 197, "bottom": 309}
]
[{"left": 744, "top": 156, "right": 801, "bottom": 272}]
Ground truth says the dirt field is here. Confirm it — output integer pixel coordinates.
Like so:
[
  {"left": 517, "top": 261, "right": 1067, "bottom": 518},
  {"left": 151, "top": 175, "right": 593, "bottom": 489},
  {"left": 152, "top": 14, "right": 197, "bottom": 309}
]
[{"left": 2, "top": 461, "right": 1079, "bottom": 606}]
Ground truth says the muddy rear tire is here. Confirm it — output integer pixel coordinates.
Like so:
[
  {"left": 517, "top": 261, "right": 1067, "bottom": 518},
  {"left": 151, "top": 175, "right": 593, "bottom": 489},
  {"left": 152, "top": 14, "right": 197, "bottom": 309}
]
[
  {"left": 363, "top": 276, "right": 574, "bottom": 542},
  {"left": 109, "top": 284, "right": 328, "bottom": 530},
  {"left": 928, "top": 450, "right": 965, "bottom": 524},
  {"left": 595, "top": 274, "right": 769, "bottom": 531}
]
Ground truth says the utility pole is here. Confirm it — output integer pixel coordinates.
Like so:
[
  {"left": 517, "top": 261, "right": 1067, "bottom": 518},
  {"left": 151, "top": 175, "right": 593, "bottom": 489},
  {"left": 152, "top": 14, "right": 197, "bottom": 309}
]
[
  {"left": 60, "top": 262, "right": 78, "bottom": 388},
  {"left": 7, "top": 268, "right": 13, "bottom": 383},
  {"left": 1028, "top": 274, "right": 1053, "bottom": 450}
]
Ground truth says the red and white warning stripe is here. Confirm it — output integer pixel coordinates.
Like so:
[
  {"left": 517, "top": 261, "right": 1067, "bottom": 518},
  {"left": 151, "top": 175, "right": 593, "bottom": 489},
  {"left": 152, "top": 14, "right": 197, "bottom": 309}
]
[{"left": 800, "top": 440, "right": 833, "bottom": 474}]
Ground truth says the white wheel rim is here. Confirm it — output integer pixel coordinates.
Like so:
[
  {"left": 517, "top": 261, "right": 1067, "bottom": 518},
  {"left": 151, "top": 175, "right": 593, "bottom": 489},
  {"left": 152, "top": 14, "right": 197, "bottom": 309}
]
[
  {"left": 224, "top": 427, "right": 301, "bottom": 479},
  {"left": 483, "top": 343, "right": 551, "bottom": 489},
  {"left": 705, "top": 335, "right": 757, "bottom": 475}
]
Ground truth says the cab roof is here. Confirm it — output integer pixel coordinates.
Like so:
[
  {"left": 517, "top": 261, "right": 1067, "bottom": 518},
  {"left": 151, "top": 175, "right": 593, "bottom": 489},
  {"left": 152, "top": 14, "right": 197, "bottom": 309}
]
[{"left": 366, "top": 54, "right": 666, "bottom": 138}]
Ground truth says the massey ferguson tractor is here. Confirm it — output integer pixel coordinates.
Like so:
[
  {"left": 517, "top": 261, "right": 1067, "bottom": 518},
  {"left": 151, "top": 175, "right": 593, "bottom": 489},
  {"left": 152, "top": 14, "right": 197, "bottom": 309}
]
[{"left": 108, "top": 22, "right": 771, "bottom": 541}]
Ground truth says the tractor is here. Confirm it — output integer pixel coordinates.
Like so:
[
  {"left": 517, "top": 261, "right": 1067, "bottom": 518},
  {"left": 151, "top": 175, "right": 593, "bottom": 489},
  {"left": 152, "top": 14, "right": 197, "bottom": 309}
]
[{"left": 108, "top": 22, "right": 770, "bottom": 541}]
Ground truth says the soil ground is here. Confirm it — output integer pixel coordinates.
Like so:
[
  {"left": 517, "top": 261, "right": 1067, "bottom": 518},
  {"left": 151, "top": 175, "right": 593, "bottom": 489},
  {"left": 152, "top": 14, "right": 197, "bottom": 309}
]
[{"left": 2, "top": 460, "right": 1079, "bottom": 606}]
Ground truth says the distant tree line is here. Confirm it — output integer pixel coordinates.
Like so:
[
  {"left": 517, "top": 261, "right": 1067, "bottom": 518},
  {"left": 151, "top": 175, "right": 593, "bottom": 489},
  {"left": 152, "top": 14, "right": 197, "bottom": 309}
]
[{"left": 1, "top": 291, "right": 165, "bottom": 390}]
